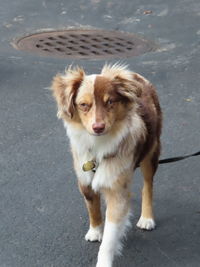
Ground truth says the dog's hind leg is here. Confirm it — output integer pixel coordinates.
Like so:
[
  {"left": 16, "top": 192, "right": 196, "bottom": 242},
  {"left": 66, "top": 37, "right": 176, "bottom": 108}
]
[
  {"left": 137, "top": 141, "right": 160, "bottom": 230},
  {"left": 79, "top": 183, "right": 103, "bottom": 242}
]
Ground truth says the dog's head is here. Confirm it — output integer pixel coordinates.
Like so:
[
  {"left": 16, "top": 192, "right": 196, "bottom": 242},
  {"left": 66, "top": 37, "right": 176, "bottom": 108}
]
[{"left": 52, "top": 64, "right": 143, "bottom": 136}]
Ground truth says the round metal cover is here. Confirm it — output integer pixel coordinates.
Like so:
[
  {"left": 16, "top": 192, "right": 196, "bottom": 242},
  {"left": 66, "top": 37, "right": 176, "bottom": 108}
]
[{"left": 13, "top": 29, "right": 156, "bottom": 59}]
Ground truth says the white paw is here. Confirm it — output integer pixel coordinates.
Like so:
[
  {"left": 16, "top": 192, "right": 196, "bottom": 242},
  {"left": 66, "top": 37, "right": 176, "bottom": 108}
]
[
  {"left": 85, "top": 225, "right": 103, "bottom": 242},
  {"left": 136, "top": 216, "right": 156, "bottom": 230},
  {"left": 96, "top": 250, "right": 112, "bottom": 267},
  {"left": 96, "top": 259, "right": 112, "bottom": 267}
]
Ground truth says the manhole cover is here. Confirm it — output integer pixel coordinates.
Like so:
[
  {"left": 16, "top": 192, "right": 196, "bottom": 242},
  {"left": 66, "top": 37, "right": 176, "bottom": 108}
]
[{"left": 12, "top": 29, "right": 156, "bottom": 59}]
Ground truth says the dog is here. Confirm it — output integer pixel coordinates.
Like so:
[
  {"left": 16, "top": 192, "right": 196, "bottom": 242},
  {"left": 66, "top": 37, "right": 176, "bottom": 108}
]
[{"left": 51, "top": 64, "right": 162, "bottom": 267}]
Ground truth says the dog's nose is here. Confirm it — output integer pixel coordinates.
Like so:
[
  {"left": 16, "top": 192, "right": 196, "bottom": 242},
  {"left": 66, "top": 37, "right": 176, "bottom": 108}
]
[{"left": 92, "top": 122, "right": 105, "bottom": 134}]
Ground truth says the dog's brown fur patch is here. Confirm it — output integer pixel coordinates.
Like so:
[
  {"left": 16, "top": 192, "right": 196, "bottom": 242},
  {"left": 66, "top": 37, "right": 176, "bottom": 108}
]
[{"left": 79, "top": 184, "right": 102, "bottom": 227}]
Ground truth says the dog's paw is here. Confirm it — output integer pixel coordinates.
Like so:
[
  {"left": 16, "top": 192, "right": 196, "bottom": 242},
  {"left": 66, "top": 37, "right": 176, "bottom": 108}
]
[
  {"left": 136, "top": 216, "right": 156, "bottom": 230},
  {"left": 96, "top": 250, "right": 112, "bottom": 267},
  {"left": 85, "top": 225, "right": 103, "bottom": 242},
  {"left": 96, "top": 258, "right": 111, "bottom": 267}
]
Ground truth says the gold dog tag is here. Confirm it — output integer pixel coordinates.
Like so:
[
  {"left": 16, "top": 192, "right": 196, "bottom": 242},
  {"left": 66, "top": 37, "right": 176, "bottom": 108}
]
[{"left": 82, "top": 160, "right": 96, "bottom": 172}]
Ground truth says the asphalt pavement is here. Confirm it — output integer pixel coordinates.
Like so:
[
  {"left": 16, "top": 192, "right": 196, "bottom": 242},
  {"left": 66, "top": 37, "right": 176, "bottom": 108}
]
[{"left": 0, "top": 0, "right": 200, "bottom": 266}]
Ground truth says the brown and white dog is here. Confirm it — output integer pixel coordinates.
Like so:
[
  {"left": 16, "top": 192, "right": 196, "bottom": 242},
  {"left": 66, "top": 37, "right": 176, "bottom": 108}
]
[{"left": 51, "top": 64, "right": 162, "bottom": 267}]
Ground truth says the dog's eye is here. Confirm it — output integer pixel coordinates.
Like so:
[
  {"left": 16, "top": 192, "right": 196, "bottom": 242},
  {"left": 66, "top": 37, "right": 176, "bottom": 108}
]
[
  {"left": 80, "top": 103, "right": 88, "bottom": 107},
  {"left": 107, "top": 99, "right": 113, "bottom": 105},
  {"left": 106, "top": 99, "right": 115, "bottom": 106},
  {"left": 78, "top": 102, "right": 90, "bottom": 111}
]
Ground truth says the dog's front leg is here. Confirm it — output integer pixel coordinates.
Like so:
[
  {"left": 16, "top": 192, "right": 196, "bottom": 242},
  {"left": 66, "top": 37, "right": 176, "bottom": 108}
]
[
  {"left": 96, "top": 182, "right": 131, "bottom": 267},
  {"left": 79, "top": 183, "right": 103, "bottom": 242}
]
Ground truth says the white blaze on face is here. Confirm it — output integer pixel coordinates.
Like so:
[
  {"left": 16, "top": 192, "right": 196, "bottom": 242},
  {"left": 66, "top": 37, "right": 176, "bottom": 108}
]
[
  {"left": 77, "top": 74, "right": 96, "bottom": 99},
  {"left": 76, "top": 74, "right": 98, "bottom": 133}
]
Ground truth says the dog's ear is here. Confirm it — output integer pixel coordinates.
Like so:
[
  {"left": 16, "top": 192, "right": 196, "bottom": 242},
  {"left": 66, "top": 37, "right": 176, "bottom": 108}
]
[
  {"left": 52, "top": 67, "right": 85, "bottom": 119},
  {"left": 101, "top": 64, "right": 142, "bottom": 102},
  {"left": 112, "top": 76, "right": 142, "bottom": 101}
]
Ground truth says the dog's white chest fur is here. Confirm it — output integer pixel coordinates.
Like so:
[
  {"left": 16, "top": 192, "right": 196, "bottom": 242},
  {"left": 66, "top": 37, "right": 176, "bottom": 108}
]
[
  {"left": 64, "top": 121, "right": 132, "bottom": 190},
  {"left": 64, "top": 113, "right": 144, "bottom": 191}
]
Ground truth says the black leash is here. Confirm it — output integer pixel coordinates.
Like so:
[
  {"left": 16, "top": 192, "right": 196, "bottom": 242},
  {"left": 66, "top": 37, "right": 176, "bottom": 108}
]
[{"left": 158, "top": 151, "right": 200, "bottom": 165}]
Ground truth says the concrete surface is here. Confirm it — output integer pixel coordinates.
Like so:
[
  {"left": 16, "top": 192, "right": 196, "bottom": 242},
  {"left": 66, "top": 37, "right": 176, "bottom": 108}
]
[{"left": 0, "top": 0, "right": 200, "bottom": 266}]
